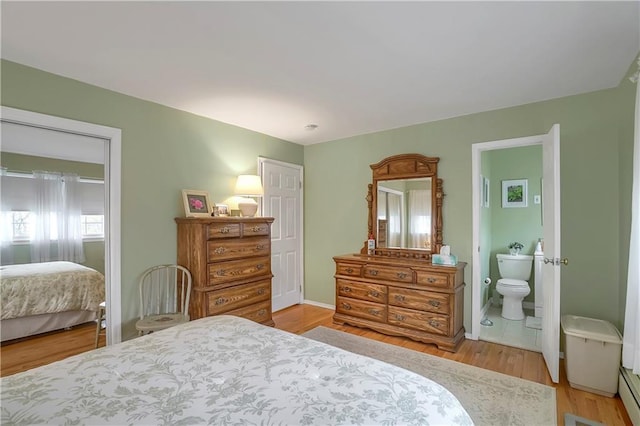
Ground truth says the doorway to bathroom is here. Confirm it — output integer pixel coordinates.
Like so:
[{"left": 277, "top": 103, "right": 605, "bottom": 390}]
[{"left": 471, "top": 125, "right": 562, "bottom": 383}]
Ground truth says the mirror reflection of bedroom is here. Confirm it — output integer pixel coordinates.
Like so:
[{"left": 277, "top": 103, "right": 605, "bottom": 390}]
[{"left": 0, "top": 122, "right": 107, "bottom": 371}]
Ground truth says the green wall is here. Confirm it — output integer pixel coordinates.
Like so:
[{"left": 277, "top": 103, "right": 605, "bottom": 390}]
[
  {"left": 486, "top": 145, "right": 543, "bottom": 305},
  {"left": 1, "top": 60, "right": 304, "bottom": 339},
  {"left": 1, "top": 56, "right": 636, "bottom": 339},
  {"left": 304, "top": 70, "right": 636, "bottom": 333}
]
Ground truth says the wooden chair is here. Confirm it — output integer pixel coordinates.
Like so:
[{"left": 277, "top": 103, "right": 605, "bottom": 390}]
[
  {"left": 94, "top": 301, "right": 106, "bottom": 348},
  {"left": 135, "top": 264, "right": 192, "bottom": 336}
]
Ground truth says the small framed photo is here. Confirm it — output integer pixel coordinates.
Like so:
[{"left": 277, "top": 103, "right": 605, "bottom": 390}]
[
  {"left": 501, "top": 179, "right": 528, "bottom": 208},
  {"left": 182, "top": 190, "right": 212, "bottom": 217},
  {"left": 212, "top": 204, "right": 229, "bottom": 217}
]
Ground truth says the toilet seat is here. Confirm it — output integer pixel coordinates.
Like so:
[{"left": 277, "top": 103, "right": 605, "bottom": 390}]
[{"left": 497, "top": 278, "right": 528, "bottom": 287}]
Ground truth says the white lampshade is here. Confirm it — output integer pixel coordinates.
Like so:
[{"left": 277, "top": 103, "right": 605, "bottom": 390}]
[
  {"left": 234, "top": 175, "right": 263, "bottom": 217},
  {"left": 234, "top": 175, "right": 264, "bottom": 197}
]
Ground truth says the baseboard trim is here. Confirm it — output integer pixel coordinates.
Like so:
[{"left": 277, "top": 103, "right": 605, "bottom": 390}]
[{"left": 302, "top": 299, "right": 335, "bottom": 310}]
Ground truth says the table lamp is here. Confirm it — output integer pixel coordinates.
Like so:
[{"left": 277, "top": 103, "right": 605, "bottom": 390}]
[{"left": 234, "top": 174, "right": 263, "bottom": 217}]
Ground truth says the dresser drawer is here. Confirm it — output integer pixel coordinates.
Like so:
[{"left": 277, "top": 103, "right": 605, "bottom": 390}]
[
  {"left": 206, "top": 279, "right": 271, "bottom": 314},
  {"left": 335, "top": 262, "right": 361, "bottom": 277},
  {"left": 389, "top": 287, "right": 450, "bottom": 315},
  {"left": 337, "top": 279, "right": 386, "bottom": 303},
  {"left": 242, "top": 222, "right": 271, "bottom": 237},
  {"left": 207, "top": 223, "right": 241, "bottom": 239},
  {"left": 208, "top": 256, "right": 271, "bottom": 286},
  {"left": 363, "top": 264, "right": 413, "bottom": 283},
  {"left": 388, "top": 306, "right": 449, "bottom": 336},
  {"left": 415, "top": 271, "right": 450, "bottom": 288},
  {"left": 224, "top": 299, "right": 272, "bottom": 324},
  {"left": 207, "top": 237, "right": 270, "bottom": 262},
  {"left": 336, "top": 296, "right": 387, "bottom": 322}
]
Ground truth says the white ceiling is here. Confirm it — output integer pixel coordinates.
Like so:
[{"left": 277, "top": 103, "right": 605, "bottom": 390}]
[{"left": 2, "top": 1, "right": 638, "bottom": 145}]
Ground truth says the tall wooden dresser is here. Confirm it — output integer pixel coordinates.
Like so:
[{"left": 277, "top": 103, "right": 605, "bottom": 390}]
[
  {"left": 176, "top": 217, "right": 275, "bottom": 326},
  {"left": 333, "top": 253, "right": 466, "bottom": 352}
]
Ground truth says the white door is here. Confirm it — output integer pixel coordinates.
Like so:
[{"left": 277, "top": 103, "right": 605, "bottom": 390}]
[
  {"left": 542, "top": 123, "right": 561, "bottom": 383},
  {"left": 259, "top": 158, "right": 303, "bottom": 312}
]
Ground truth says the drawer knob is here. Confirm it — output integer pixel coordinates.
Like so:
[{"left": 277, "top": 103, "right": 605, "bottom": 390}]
[
  {"left": 397, "top": 272, "right": 408, "bottom": 279},
  {"left": 250, "top": 226, "right": 263, "bottom": 232},
  {"left": 257, "top": 288, "right": 265, "bottom": 295},
  {"left": 428, "top": 319, "right": 440, "bottom": 328},
  {"left": 395, "top": 314, "right": 405, "bottom": 321},
  {"left": 345, "top": 267, "right": 354, "bottom": 274},
  {"left": 368, "top": 269, "right": 379, "bottom": 276},
  {"left": 342, "top": 286, "right": 351, "bottom": 292},
  {"left": 394, "top": 294, "right": 405, "bottom": 302},
  {"left": 215, "top": 297, "right": 226, "bottom": 305},
  {"left": 216, "top": 269, "right": 226, "bottom": 276},
  {"left": 257, "top": 309, "right": 266, "bottom": 316},
  {"left": 341, "top": 302, "right": 352, "bottom": 310},
  {"left": 256, "top": 244, "right": 265, "bottom": 251},
  {"left": 214, "top": 247, "right": 226, "bottom": 255},
  {"left": 368, "top": 309, "right": 380, "bottom": 316},
  {"left": 256, "top": 263, "right": 265, "bottom": 270},
  {"left": 428, "top": 300, "right": 441, "bottom": 308},
  {"left": 219, "top": 227, "right": 230, "bottom": 234},
  {"left": 368, "top": 290, "right": 379, "bottom": 298},
  {"left": 427, "top": 277, "right": 437, "bottom": 283}
]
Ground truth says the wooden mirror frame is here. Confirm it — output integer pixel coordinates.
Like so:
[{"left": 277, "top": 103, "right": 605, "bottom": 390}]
[{"left": 363, "top": 153, "right": 444, "bottom": 260}]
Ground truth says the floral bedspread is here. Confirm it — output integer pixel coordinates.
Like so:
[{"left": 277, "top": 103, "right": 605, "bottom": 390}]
[
  {"left": 1, "top": 315, "right": 473, "bottom": 425},
  {"left": 0, "top": 261, "right": 105, "bottom": 319}
]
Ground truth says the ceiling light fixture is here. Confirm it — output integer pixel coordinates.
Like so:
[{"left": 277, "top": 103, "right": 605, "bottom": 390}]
[{"left": 304, "top": 124, "right": 318, "bottom": 131}]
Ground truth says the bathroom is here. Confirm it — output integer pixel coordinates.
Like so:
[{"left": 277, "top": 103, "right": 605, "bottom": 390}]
[{"left": 479, "top": 144, "right": 544, "bottom": 352}]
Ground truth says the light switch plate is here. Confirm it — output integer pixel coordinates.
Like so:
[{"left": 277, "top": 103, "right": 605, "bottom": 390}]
[{"left": 534, "top": 195, "right": 541, "bottom": 204}]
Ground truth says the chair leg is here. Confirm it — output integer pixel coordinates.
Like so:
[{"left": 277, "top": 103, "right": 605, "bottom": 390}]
[{"left": 95, "top": 302, "right": 106, "bottom": 348}]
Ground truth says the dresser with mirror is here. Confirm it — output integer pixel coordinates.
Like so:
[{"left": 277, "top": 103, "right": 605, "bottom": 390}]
[{"left": 333, "top": 153, "right": 466, "bottom": 352}]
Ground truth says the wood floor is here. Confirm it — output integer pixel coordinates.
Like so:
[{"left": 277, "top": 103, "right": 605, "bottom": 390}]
[{"left": 1, "top": 304, "right": 632, "bottom": 426}]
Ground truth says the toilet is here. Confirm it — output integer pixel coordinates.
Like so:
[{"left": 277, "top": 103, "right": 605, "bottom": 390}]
[{"left": 496, "top": 253, "right": 533, "bottom": 320}]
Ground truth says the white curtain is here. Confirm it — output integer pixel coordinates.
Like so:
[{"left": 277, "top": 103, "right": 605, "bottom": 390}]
[
  {"left": 59, "top": 174, "right": 85, "bottom": 262},
  {"left": 408, "top": 189, "right": 431, "bottom": 249},
  {"left": 0, "top": 169, "right": 14, "bottom": 265},
  {"left": 30, "top": 171, "right": 85, "bottom": 263},
  {"left": 623, "top": 64, "right": 640, "bottom": 374},
  {"left": 387, "top": 193, "right": 402, "bottom": 247}
]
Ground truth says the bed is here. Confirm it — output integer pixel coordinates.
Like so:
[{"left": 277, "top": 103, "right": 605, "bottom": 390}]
[
  {"left": 0, "top": 315, "right": 473, "bottom": 425},
  {"left": 0, "top": 261, "right": 105, "bottom": 341}
]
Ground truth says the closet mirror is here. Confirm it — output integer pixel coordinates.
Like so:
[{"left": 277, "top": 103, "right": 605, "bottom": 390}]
[{"left": 365, "top": 153, "right": 443, "bottom": 259}]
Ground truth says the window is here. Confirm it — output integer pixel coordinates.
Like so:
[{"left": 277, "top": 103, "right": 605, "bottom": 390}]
[
  {"left": 81, "top": 215, "right": 104, "bottom": 238},
  {"left": 12, "top": 211, "right": 32, "bottom": 241},
  {"left": 4, "top": 211, "right": 104, "bottom": 241}
]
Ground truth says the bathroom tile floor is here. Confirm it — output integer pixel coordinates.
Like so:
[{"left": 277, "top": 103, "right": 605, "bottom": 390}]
[{"left": 479, "top": 305, "right": 542, "bottom": 353}]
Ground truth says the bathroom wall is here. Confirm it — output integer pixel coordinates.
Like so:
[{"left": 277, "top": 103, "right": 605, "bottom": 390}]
[{"left": 487, "top": 145, "right": 543, "bottom": 304}]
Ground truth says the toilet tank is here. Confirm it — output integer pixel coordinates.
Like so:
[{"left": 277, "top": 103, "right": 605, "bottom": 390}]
[{"left": 497, "top": 254, "right": 533, "bottom": 280}]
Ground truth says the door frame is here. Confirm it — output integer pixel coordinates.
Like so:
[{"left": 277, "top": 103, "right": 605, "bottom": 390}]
[
  {"left": 257, "top": 157, "right": 304, "bottom": 310},
  {"left": 470, "top": 132, "right": 551, "bottom": 340},
  {"left": 1, "top": 106, "right": 122, "bottom": 344}
]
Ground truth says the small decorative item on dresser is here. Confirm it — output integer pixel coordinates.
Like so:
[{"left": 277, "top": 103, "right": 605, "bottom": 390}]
[
  {"left": 212, "top": 204, "right": 229, "bottom": 217},
  {"left": 182, "top": 190, "right": 212, "bottom": 218}
]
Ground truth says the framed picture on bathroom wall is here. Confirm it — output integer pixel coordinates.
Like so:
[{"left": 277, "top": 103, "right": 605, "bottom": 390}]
[
  {"left": 501, "top": 179, "right": 528, "bottom": 208},
  {"left": 483, "top": 177, "right": 490, "bottom": 208}
]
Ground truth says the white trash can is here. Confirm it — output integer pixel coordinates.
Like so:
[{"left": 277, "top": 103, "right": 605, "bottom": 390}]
[{"left": 561, "top": 315, "right": 622, "bottom": 397}]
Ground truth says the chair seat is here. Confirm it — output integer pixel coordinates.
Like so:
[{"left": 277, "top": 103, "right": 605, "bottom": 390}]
[{"left": 135, "top": 313, "right": 189, "bottom": 333}]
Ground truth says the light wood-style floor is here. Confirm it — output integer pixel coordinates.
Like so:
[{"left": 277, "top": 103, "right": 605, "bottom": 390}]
[{"left": 1, "top": 304, "right": 632, "bottom": 426}]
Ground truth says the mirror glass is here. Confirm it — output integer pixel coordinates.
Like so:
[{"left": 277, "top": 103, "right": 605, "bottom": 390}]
[{"left": 377, "top": 177, "right": 432, "bottom": 250}]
